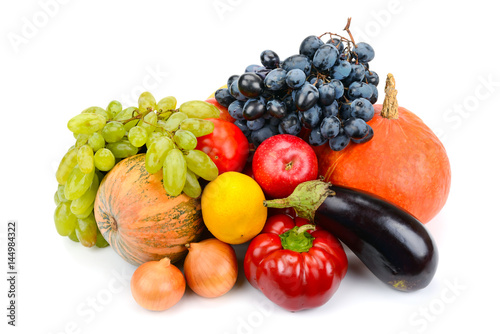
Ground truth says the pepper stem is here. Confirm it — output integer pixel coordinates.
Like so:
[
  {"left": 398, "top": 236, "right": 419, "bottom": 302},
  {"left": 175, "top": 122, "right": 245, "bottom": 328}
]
[
  {"left": 263, "top": 180, "right": 335, "bottom": 221},
  {"left": 280, "top": 224, "right": 316, "bottom": 253},
  {"left": 381, "top": 73, "right": 399, "bottom": 119}
]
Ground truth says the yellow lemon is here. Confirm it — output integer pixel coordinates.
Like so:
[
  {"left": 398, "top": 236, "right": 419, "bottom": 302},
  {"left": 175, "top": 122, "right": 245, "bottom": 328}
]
[{"left": 201, "top": 172, "right": 267, "bottom": 244}]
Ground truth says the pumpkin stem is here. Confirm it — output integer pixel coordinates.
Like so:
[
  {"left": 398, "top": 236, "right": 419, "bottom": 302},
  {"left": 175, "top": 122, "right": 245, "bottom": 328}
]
[{"left": 381, "top": 73, "right": 399, "bottom": 119}]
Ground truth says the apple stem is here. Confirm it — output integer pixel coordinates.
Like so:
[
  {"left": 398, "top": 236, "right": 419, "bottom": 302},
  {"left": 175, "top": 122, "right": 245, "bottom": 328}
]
[
  {"left": 263, "top": 180, "right": 335, "bottom": 221},
  {"left": 285, "top": 161, "right": 293, "bottom": 171}
]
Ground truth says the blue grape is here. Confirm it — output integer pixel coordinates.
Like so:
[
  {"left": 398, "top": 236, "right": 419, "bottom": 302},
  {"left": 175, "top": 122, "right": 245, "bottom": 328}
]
[
  {"left": 350, "top": 98, "right": 374, "bottom": 121},
  {"left": 243, "top": 98, "right": 266, "bottom": 120},
  {"left": 281, "top": 54, "right": 312, "bottom": 76},
  {"left": 351, "top": 125, "right": 374, "bottom": 143},
  {"left": 329, "top": 129, "right": 350, "bottom": 151},
  {"left": 264, "top": 68, "right": 287, "bottom": 91},
  {"left": 343, "top": 64, "right": 365, "bottom": 85},
  {"left": 215, "top": 88, "right": 236, "bottom": 108},
  {"left": 260, "top": 50, "right": 280, "bottom": 69},
  {"left": 228, "top": 100, "right": 245, "bottom": 120},
  {"left": 318, "top": 84, "right": 336, "bottom": 106},
  {"left": 245, "top": 64, "right": 261, "bottom": 72},
  {"left": 299, "top": 104, "right": 322, "bottom": 129},
  {"left": 329, "top": 80, "right": 344, "bottom": 99},
  {"left": 320, "top": 116, "right": 341, "bottom": 139},
  {"left": 229, "top": 80, "right": 248, "bottom": 101},
  {"left": 347, "top": 82, "right": 373, "bottom": 100},
  {"left": 327, "top": 38, "right": 344, "bottom": 53},
  {"left": 368, "top": 84, "right": 378, "bottom": 104},
  {"left": 227, "top": 75, "right": 239, "bottom": 88},
  {"left": 299, "top": 35, "right": 324, "bottom": 59},
  {"left": 295, "top": 83, "right": 319, "bottom": 111},
  {"left": 309, "top": 127, "right": 328, "bottom": 146},
  {"left": 278, "top": 113, "right": 301, "bottom": 135},
  {"left": 331, "top": 60, "right": 352, "bottom": 80},
  {"left": 266, "top": 99, "right": 287, "bottom": 119},
  {"left": 247, "top": 117, "right": 266, "bottom": 131},
  {"left": 312, "top": 44, "right": 339, "bottom": 71},
  {"left": 285, "top": 69, "right": 306, "bottom": 89},
  {"left": 238, "top": 73, "right": 263, "bottom": 98},
  {"left": 322, "top": 100, "right": 339, "bottom": 118},
  {"left": 251, "top": 125, "right": 278, "bottom": 147},
  {"left": 353, "top": 42, "right": 375, "bottom": 63},
  {"left": 343, "top": 118, "right": 369, "bottom": 139},
  {"left": 365, "top": 70, "right": 379, "bottom": 86}
]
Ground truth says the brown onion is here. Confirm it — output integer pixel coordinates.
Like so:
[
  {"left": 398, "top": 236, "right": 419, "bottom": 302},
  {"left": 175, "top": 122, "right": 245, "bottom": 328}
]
[
  {"left": 184, "top": 238, "right": 238, "bottom": 298},
  {"left": 130, "top": 257, "right": 185, "bottom": 311}
]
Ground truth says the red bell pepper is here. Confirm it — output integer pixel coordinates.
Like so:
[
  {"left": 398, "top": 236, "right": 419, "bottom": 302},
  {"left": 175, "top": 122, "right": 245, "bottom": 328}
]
[{"left": 244, "top": 214, "right": 348, "bottom": 312}]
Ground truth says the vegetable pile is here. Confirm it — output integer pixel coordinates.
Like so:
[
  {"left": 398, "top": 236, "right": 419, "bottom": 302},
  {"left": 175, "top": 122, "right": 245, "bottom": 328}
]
[{"left": 53, "top": 18, "right": 451, "bottom": 312}]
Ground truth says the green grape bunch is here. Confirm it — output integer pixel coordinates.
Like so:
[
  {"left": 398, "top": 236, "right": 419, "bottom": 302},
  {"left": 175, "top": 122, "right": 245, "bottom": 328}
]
[{"left": 53, "top": 92, "right": 221, "bottom": 248}]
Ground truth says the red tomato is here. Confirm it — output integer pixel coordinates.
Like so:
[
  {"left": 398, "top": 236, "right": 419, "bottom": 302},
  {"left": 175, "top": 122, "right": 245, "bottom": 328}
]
[
  {"left": 196, "top": 118, "right": 249, "bottom": 173},
  {"left": 205, "top": 98, "right": 235, "bottom": 123}
]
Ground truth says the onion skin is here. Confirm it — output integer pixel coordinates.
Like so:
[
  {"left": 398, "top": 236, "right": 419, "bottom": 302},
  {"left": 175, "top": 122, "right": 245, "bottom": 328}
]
[
  {"left": 184, "top": 238, "right": 238, "bottom": 298},
  {"left": 130, "top": 257, "right": 185, "bottom": 311}
]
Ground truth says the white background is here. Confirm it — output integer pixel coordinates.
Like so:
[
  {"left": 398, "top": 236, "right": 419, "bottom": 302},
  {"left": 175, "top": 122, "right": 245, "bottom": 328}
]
[{"left": 1, "top": 0, "right": 499, "bottom": 333}]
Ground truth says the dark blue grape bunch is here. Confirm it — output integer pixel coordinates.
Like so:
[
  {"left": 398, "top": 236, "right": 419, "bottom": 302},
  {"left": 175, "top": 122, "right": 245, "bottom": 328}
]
[{"left": 214, "top": 18, "right": 379, "bottom": 150}]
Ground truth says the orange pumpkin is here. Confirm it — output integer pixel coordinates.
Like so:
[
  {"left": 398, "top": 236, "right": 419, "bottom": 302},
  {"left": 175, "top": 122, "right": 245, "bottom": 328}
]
[
  {"left": 314, "top": 74, "right": 451, "bottom": 224},
  {"left": 94, "top": 154, "right": 204, "bottom": 266}
]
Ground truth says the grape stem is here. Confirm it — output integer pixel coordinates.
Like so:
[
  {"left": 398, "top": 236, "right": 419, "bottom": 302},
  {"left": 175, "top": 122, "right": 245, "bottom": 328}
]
[
  {"left": 113, "top": 108, "right": 179, "bottom": 125},
  {"left": 317, "top": 17, "right": 359, "bottom": 64}
]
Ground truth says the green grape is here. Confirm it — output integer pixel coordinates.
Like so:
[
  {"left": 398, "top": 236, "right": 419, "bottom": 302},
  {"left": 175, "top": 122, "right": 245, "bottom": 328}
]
[
  {"left": 180, "top": 118, "right": 215, "bottom": 137},
  {"left": 138, "top": 91, "right": 157, "bottom": 113},
  {"left": 76, "top": 215, "right": 98, "bottom": 247},
  {"left": 106, "top": 139, "right": 138, "bottom": 158},
  {"left": 106, "top": 100, "right": 122, "bottom": 118},
  {"left": 128, "top": 126, "right": 148, "bottom": 147},
  {"left": 64, "top": 165, "right": 95, "bottom": 200},
  {"left": 54, "top": 190, "right": 61, "bottom": 205},
  {"left": 173, "top": 129, "right": 197, "bottom": 150},
  {"left": 68, "top": 113, "right": 107, "bottom": 135},
  {"left": 157, "top": 96, "right": 177, "bottom": 113},
  {"left": 57, "top": 184, "right": 70, "bottom": 203},
  {"left": 82, "top": 106, "right": 111, "bottom": 120},
  {"left": 94, "top": 148, "right": 116, "bottom": 171},
  {"left": 163, "top": 112, "right": 188, "bottom": 132},
  {"left": 101, "top": 121, "right": 125, "bottom": 143},
  {"left": 138, "top": 111, "right": 158, "bottom": 134},
  {"left": 183, "top": 169, "right": 201, "bottom": 198},
  {"left": 146, "top": 131, "right": 163, "bottom": 149},
  {"left": 184, "top": 149, "right": 218, "bottom": 181},
  {"left": 54, "top": 202, "right": 77, "bottom": 236},
  {"left": 77, "top": 144, "right": 94, "bottom": 174},
  {"left": 75, "top": 134, "right": 89, "bottom": 147},
  {"left": 163, "top": 148, "right": 187, "bottom": 197},
  {"left": 88, "top": 132, "right": 105, "bottom": 151},
  {"left": 145, "top": 136, "right": 174, "bottom": 174},
  {"left": 179, "top": 100, "right": 220, "bottom": 119},
  {"left": 56, "top": 147, "right": 78, "bottom": 185},
  {"left": 75, "top": 204, "right": 94, "bottom": 219},
  {"left": 113, "top": 106, "right": 139, "bottom": 131},
  {"left": 70, "top": 173, "right": 99, "bottom": 216},
  {"left": 68, "top": 229, "right": 79, "bottom": 242},
  {"left": 96, "top": 228, "right": 109, "bottom": 248}
]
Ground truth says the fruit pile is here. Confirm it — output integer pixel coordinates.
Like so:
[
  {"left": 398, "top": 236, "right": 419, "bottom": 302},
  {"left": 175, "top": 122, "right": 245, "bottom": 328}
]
[
  {"left": 215, "top": 18, "right": 379, "bottom": 150},
  {"left": 53, "top": 19, "right": 452, "bottom": 313},
  {"left": 54, "top": 94, "right": 223, "bottom": 248}
]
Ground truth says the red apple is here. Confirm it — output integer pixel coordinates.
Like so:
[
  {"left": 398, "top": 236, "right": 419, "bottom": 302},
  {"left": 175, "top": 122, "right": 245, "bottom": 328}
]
[{"left": 252, "top": 134, "right": 318, "bottom": 199}]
